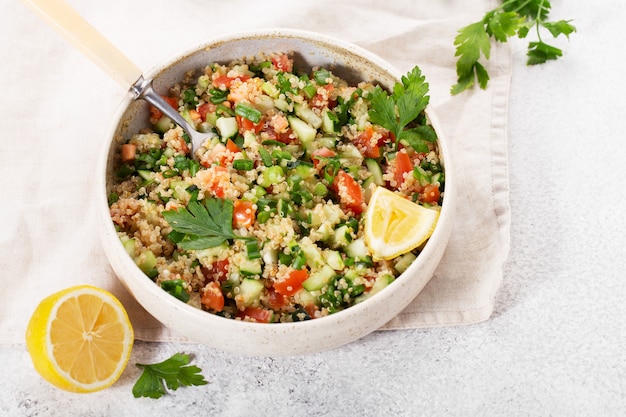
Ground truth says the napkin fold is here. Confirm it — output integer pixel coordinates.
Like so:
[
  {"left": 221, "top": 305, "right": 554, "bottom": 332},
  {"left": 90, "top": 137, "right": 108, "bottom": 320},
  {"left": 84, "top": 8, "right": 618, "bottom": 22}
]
[{"left": 0, "top": 0, "right": 510, "bottom": 343}]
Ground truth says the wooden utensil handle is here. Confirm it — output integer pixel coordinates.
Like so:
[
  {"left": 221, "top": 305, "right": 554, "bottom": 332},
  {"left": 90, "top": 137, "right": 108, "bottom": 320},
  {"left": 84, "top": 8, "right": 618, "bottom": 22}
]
[{"left": 20, "top": 0, "right": 142, "bottom": 88}]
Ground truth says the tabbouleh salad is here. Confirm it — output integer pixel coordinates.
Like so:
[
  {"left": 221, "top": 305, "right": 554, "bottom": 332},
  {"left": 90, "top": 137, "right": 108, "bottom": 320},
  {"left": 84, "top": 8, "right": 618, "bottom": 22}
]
[{"left": 108, "top": 53, "right": 444, "bottom": 323}]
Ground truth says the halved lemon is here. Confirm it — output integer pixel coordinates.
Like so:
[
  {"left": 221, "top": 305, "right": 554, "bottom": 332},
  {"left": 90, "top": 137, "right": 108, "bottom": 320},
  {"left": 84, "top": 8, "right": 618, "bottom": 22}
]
[
  {"left": 364, "top": 186, "right": 440, "bottom": 261},
  {"left": 25, "top": 285, "right": 134, "bottom": 393}
]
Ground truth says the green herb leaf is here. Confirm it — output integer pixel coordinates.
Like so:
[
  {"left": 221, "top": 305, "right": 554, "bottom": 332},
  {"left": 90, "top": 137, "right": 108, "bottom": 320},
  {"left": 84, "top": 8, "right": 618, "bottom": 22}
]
[
  {"left": 450, "top": 21, "right": 491, "bottom": 95},
  {"left": 160, "top": 279, "right": 190, "bottom": 302},
  {"left": 541, "top": 19, "right": 577, "bottom": 39},
  {"left": 368, "top": 87, "right": 397, "bottom": 136},
  {"left": 368, "top": 65, "right": 430, "bottom": 149},
  {"left": 400, "top": 125, "right": 438, "bottom": 153},
  {"left": 451, "top": 0, "right": 576, "bottom": 95},
  {"left": 395, "top": 67, "right": 429, "bottom": 129},
  {"left": 133, "top": 353, "right": 208, "bottom": 399},
  {"left": 505, "top": 0, "right": 551, "bottom": 21},
  {"left": 484, "top": 10, "right": 525, "bottom": 42},
  {"left": 527, "top": 40, "right": 563, "bottom": 65},
  {"left": 163, "top": 199, "right": 236, "bottom": 250}
]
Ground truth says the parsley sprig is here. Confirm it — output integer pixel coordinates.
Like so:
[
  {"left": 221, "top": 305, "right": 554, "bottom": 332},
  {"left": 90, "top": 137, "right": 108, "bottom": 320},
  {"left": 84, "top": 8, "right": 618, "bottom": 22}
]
[
  {"left": 368, "top": 65, "right": 436, "bottom": 151},
  {"left": 163, "top": 198, "right": 246, "bottom": 250},
  {"left": 132, "top": 353, "right": 208, "bottom": 399},
  {"left": 452, "top": 0, "right": 576, "bottom": 95}
]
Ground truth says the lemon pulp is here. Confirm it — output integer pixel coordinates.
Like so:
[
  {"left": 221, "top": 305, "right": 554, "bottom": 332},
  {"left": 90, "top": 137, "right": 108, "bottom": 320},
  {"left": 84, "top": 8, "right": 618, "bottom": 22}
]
[
  {"left": 25, "top": 285, "right": 134, "bottom": 393},
  {"left": 364, "top": 186, "right": 440, "bottom": 261}
]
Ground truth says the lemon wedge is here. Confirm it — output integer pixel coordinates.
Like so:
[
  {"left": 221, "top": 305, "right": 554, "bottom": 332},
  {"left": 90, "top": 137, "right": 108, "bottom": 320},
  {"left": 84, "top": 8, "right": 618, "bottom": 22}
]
[
  {"left": 364, "top": 186, "right": 440, "bottom": 261},
  {"left": 25, "top": 285, "right": 134, "bottom": 393}
]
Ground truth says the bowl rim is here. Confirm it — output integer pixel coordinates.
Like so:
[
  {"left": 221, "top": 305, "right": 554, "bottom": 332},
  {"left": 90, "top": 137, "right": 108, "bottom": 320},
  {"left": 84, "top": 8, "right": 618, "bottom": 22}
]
[{"left": 97, "top": 28, "right": 456, "bottom": 353}]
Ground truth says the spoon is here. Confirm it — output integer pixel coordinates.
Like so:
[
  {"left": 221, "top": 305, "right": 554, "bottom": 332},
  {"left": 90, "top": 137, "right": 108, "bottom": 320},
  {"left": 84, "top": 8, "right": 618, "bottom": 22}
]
[{"left": 21, "top": 0, "right": 216, "bottom": 155}]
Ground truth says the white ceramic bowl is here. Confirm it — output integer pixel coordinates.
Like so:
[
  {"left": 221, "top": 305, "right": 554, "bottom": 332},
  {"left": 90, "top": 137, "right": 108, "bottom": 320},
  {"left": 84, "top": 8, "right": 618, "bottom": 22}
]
[{"left": 97, "top": 29, "right": 455, "bottom": 356}]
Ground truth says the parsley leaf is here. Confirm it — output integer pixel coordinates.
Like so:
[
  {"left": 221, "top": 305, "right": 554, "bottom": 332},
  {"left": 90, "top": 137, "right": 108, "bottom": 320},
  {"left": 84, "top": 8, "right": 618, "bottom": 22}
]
[
  {"left": 451, "top": 21, "right": 493, "bottom": 95},
  {"left": 132, "top": 353, "right": 208, "bottom": 399},
  {"left": 368, "top": 65, "right": 431, "bottom": 149},
  {"left": 451, "top": 0, "right": 576, "bottom": 95},
  {"left": 527, "top": 40, "right": 563, "bottom": 65},
  {"left": 401, "top": 125, "right": 438, "bottom": 153},
  {"left": 163, "top": 198, "right": 238, "bottom": 250},
  {"left": 541, "top": 20, "right": 577, "bottom": 39}
]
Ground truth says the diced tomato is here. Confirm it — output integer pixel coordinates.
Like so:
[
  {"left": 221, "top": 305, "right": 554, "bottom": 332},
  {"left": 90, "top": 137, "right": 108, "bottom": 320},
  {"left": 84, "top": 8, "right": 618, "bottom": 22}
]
[
  {"left": 353, "top": 127, "right": 380, "bottom": 158},
  {"left": 273, "top": 268, "right": 309, "bottom": 296},
  {"left": 262, "top": 125, "right": 294, "bottom": 144},
  {"left": 201, "top": 259, "right": 230, "bottom": 282},
  {"left": 121, "top": 143, "right": 137, "bottom": 163},
  {"left": 311, "top": 147, "right": 337, "bottom": 169},
  {"left": 421, "top": 183, "right": 441, "bottom": 203},
  {"left": 271, "top": 54, "right": 293, "bottom": 73},
  {"left": 177, "top": 136, "right": 190, "bottom": 155},
  {"left": 236, "top": 115, "right": 264, "bottom": 134},
  {"left": 232, "top": 200, "right": 256, "bottom": 229},
  {"left": 303, "top": 303, "right": 318, "bottom": 319},
  {"left": 225, "top": 138, "right": 241, "bottom": 153},
  {"left": 311, "top": 84, "right": 336, "bottom": 109},
  {"left": 202, "top": 141, "right": 242, "bottom": 166},
  {"left": 394, "top": 150, "right": 413, "bottom": 188},
  {"left": 265, "top": 287, "right": 288, "bottom": 310},
  {"left": 237, "top": 307, "right": 275, "bottom": 323},
  {"left": 203, "top": 165, "right": 229, "bottom": 198},
  {"left": 149, "top": 96, "right": 178, "bottom": 122},
  {"left": 197, "top": 102, "right": 216, "bottom": 121},
  {"left": 374, "top": 127, "right": 393, "bottom": 147},
  {"left": 201, "top": 281, "right": 225, "bottom": 312},
  {"left": 212, "top": 74, "right": 250, "bottom": 89},
  {"left": 188, "top": 109, "right": 201, "bottom": 123},
  {"left": 332, "top": 170, "right": 364, "bottom": 214},
  {"left": 163, "top": 96, "right": 179, "bottom": 108}
]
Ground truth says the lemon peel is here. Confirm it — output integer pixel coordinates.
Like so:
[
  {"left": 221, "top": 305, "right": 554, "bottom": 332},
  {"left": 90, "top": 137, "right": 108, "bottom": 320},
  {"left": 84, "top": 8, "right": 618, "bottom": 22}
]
[
  {"left": 364, "top": 186, "right": 439, "bottom": 261},
  {"left": 25, "top": 285, "right": 134, "bottom": 393}
]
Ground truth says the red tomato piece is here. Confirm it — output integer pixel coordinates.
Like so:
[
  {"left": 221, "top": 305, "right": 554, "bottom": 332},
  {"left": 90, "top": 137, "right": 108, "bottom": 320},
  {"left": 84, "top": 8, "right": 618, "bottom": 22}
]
[
  {"left": 303, "top": 303, "right": 318, "bottom": 319},
  {"left": 331, "top": 170, "right": 364, "bottom": 214},
  {"left": 271, "top": 54, "right": 293, "bottom": 73},
  {"left": 262, "top": 125, "right": 294, "bottom": 144},
  {"left": 237, "top": 307, "right": 275, "bottom": 323},
  {"left": 225, "top": 138, "right": 241, "bottom": 153},
  {"left": 374, "top": 127, "right": 393, "bottom": 147},
  {"left": 273, "top": 269, "right": 309, "bottom": 296},
  {"left": 201, "top": 281, "right": 225, "bottom": 312},
  {"left": 236, "top": 115, "right": 265, "bottom": 134},
  {"left": 121, "top": 143, "right": 136, "bottom": 163},
  {"left": 233, "top": 200, "right": 256, "bottom": 229},
  {"left": 203, "top": 165, "right": 229, "bottom": 198},
  {"left": 201, "top": 259, "right": 230, "bottom": 282},
  {"left": 353, "top": 127, "right": 380, "bottom": 158},
  {"left": 311, "top": 147, "right": 337, "bottom": 169},
  {"left": 212, "top": 74, "right": 250, "bottom": 89},
  {"left": 197, "top": 102, "right": 216, "bottom": 121},
  {"left": 421, "top": 183, "right": 441, "bottom": 203},
  {"left": 188, "top": 109, "right": 201, "bottom": 123},
  {"left": 311, "top": 84, "right": 336, "bottom": 109},
  {"left": 149, "top": 96, "right": 178, "bottom": 122},
  {"left": 265, "top": 287, "right": 288, "bottom": 310},
  {"left": 178, "top": 136, "right": 190, "bottom": 155},
  {"left": 394, "top": 150, "right": 413, "bottom": 188}
]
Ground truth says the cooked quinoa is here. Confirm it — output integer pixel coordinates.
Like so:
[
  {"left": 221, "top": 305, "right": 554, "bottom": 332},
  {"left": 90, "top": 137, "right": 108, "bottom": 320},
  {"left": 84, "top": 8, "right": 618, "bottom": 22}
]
[{"left": 108, "top": 53, "right": 444, "bottom": 322}]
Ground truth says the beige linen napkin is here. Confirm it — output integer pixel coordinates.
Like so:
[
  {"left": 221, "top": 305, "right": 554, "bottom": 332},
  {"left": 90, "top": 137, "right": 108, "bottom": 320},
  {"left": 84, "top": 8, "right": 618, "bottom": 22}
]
[
  {"left": 0, "top": 0, "right": 509, "bottom": 343},
  {"left": 367, "top": 9, "right": 512, "bottom": 330}
]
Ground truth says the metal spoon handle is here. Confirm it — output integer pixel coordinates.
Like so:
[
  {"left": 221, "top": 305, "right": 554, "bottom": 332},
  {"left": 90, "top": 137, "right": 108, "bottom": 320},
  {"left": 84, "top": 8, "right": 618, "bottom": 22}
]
[
  {"left": 20, "top": 0, "right": 142, "bottom": 88},
  {"left": 130, "top": 76, "right": 199, "bottom": 139}
]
